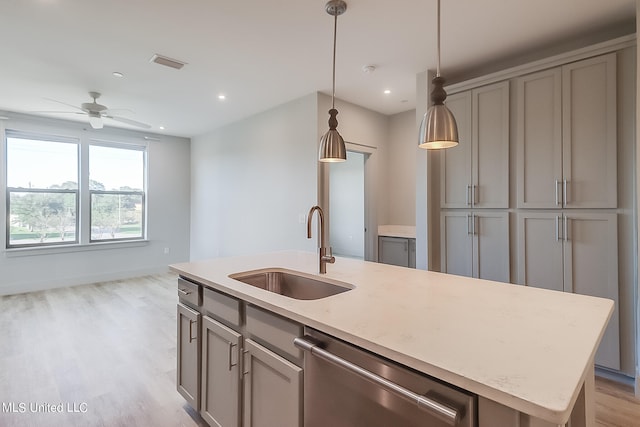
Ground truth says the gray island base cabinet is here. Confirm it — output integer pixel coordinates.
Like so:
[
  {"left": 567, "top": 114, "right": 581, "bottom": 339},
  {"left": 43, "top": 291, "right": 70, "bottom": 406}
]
[
  {"left": 171, "top": 251, "right": 612, "bottom": 427},
  {"left": 177, "top": 279, "right": 303, "bottom": 427}
]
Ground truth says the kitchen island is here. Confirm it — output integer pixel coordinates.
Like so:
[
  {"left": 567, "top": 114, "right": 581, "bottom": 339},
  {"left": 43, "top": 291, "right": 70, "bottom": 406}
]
[{"left": 170, "top": 251, "right": 613, "bottom": 426}]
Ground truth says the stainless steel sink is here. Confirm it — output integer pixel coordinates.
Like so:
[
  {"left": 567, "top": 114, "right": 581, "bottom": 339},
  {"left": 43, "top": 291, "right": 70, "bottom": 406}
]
[{"left": 229, "top": 268, "right": 353, "bottom": 300}]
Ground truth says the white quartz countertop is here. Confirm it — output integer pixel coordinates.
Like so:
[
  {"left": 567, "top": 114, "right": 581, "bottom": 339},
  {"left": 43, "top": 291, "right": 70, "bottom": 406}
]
[
  {"left": 378, "top": 224, "right": 416, "bottom": 238},
  {"left": 170, "top": 251, "right": 613, "bottom": 424}
]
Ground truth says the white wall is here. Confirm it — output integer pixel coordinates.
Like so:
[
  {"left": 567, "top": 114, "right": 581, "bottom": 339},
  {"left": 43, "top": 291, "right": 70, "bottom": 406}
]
[
  {"left": 190, "top": 94, "right": 319, "bottom": 260},
  {"left": 190, "top": 92, "right": 391, "bottom": 262},
  {"left": 388, "top": 110, "right": 417, "bottom": 225},
  {"left": 0, "top": 113, "right": 191, "bottom": 295}
]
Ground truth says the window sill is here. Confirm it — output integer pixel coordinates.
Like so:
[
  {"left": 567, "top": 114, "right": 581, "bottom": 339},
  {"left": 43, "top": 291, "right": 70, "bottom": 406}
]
[{"left": 3, "top": 240, "right": 150, "bottom": 258}]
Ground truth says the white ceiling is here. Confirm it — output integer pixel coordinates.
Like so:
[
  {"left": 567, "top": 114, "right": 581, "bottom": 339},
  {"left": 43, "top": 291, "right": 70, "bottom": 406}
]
[{"left": 0, "top": 0, "right": 635, "bottom": 138}]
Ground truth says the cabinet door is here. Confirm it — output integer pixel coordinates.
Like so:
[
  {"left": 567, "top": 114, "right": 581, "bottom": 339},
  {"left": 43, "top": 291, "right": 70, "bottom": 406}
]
[
  {"left": 472, "top": 81, "right": 510, "bottom": 208},
  {"left": 378, "top": 236, "right": 409, "bottom": 267},
  {"left": 440, "top": 211, "right": 473, "bottom": 278},
  {"left": 242, "top": 339, "right": 302, "bottom": 427},
  {"left": 440, "top": 90, "right": 472, "bottom": 208},
  {"left": 201, "top": 316, "right": 242, "bottom": 427},
  {"left": 473, "top": 212, "right": 510, "bottom": 283},
  {"left": 408, "top": 238, "right": 416, "bottom": 269},
  {"left": 516, "top": 68, "right": 563, "bottom": 208},
  {"left": 563, "top": 213, "right": 619, "bottom": 369},
  {"left": 177, "top": 303, "right": 201, "bottom": 410},
  {"left": 562, "top": 53, "right": 617, "bottom": 208},
  {"left": 516, "top": 212, "right": 563, "bottom": 292}
]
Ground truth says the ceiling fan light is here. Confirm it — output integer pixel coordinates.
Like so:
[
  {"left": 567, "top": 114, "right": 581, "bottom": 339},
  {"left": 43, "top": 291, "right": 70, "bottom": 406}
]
[
  {"left": 88, "top": 112, "right": 103, "bottom": 129},
  {"left": 419, "top": 104, "right": 458, "bottom": 149}
]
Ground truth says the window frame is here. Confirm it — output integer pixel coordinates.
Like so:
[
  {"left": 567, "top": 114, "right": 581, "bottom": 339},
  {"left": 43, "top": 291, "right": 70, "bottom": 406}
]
[
  {"left": 5, "top": 131, "right": 80, "bottom": 249},
  {"left": 88, "top": 141, "right": 147, "bottom": 243},
  {"left": 3, "top": 128, "right": 148, "bottom": 250}
]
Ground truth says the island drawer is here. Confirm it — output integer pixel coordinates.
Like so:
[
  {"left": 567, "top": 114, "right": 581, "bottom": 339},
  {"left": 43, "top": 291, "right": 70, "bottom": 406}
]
[
  {"left": 177, "top": 277, "right": 202, "bottom": 308},
  {"left": 203, "top": 287, "right": 241, "bottom": 328},
  {"left": 245, "top": 304, "right": 303, "bottom": 365}
]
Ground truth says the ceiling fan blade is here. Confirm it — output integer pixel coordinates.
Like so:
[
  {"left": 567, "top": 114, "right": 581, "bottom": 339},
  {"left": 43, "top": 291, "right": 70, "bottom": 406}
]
[
  {"left": 102, "top": 108, "right": 133, "bottom": 115},
  {"left": 43, "top": 97, "right": 86, "bottom": 112},
  {"left": 31, "top": 110, "right": 85, "bottom": 115},
  {"left": 105, "top": 115, "right": 151, "bottom": 129}
]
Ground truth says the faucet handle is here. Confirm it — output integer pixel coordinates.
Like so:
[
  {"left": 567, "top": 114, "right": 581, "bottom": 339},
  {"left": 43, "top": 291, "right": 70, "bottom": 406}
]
[{"left": 321, "top": 247, "right": 336, "bottom": 264}]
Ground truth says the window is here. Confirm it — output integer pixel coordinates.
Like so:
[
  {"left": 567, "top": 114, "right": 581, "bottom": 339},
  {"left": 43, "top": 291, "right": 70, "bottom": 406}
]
[
  {"left": 5, "top": 130, "right": 146, "bottom": 248},
  {"left": 6, "top": 133, "right": 79, "bottom": 247},
  {"left": 89, "top": 144, "right": 145, "bottom": 241}
]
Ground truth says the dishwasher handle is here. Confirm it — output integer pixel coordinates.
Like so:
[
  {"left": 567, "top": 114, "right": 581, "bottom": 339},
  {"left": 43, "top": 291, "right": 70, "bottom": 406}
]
[{"left": 294, "top": 337, "right": 462, "bottom": 426}]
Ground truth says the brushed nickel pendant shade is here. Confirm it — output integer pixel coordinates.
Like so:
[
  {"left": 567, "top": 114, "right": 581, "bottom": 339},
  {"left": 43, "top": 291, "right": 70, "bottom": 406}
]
[
  {"left": 319, "top": 0, "right": 347, "bottom": 162},
  {"left": 419, "top": 0, "right": 458, "bottom": 150}
]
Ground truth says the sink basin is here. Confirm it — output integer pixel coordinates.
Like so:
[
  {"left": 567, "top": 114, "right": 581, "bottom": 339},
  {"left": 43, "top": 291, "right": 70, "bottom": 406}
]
[{"left": 229, "top": 268, "right": 353, "bottom": 300}]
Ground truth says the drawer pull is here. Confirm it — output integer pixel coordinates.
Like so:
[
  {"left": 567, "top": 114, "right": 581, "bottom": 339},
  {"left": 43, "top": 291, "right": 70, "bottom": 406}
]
[{"left": 178, "top": 288, "right": 192, "bottom": 296}]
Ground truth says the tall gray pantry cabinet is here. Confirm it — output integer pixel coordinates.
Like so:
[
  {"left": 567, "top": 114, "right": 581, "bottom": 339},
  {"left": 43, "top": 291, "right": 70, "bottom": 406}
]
[{"left": 438, "top": 52, "right": 621, "bottom": 370}]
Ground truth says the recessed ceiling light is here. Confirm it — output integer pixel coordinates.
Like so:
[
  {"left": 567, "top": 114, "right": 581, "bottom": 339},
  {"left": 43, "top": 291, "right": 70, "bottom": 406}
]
[
  {"left": 218, "top": 94, "right": 226, "bottom": 100},
  {"left": 159, "top": 126, "right": 165, "bottom": 130},
  {"left": 384, "top": 89, "right": 391, "bottom": 95},
  {"left": 112, "top": 71, "right": 124, "bottom": 78}
]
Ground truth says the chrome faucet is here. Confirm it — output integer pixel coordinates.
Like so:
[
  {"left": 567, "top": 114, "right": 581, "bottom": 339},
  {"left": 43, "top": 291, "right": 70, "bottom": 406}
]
[{"left": 306, "top": 205, "right": 335, "bottom": 274}]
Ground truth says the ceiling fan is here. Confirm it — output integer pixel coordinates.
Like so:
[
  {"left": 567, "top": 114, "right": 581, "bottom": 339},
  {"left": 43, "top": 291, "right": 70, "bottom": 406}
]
[{"left": 37, "top": 91, "right": 151, "bottom": 129}]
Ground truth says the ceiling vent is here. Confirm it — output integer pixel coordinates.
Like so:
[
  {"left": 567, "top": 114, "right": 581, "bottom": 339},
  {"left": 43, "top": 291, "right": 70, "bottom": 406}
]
[{"left": 149, "top": 54, "right": 187, "bottom": 70}]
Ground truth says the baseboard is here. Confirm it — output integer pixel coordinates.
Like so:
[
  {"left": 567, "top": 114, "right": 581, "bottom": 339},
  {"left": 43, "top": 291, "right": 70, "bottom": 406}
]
[
  {"left": 595, "top": 366, "right": 635, "bottom": 387},
  {"left": 0, "top": 265, "right": 171, "bottom": 296}
]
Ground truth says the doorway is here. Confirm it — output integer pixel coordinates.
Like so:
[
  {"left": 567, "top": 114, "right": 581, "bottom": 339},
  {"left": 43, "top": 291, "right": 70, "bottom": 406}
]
[{"left": 329, "top": 151, "right": 365, "bottom": 259}]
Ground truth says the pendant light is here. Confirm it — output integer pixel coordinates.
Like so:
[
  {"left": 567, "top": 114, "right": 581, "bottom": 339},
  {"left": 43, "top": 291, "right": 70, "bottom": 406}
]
[
  {"left": 319, "top": 0, "right": 347, "bottom": 162},
  {"left": 419, "top": 0, "right": 458, "bottom": 149}
]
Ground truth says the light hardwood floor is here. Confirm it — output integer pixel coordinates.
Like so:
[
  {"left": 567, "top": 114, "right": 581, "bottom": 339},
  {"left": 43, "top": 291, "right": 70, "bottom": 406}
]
[{"left": 1, "top": 274, "right": 639, "bottom": 427}]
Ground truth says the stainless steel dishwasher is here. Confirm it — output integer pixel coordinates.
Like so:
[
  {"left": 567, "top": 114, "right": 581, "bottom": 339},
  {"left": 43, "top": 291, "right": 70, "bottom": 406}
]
[{"left": 294, "top": 328, "right": 476, "bottom": 427}]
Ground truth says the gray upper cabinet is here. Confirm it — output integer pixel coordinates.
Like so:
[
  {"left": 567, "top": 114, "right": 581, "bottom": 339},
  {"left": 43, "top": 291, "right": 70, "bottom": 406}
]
[
  {"left": 441, "top": 91, "right": 472, "bottom": 208},
  {"left": 441, "top": 81, "right": 510, "bottom": 209},
  {"left": 517, "top": 53, "right": 617, "bottom": 208},
  {"left": 516, "top": 68, "right": 563, "bottom": 208}
]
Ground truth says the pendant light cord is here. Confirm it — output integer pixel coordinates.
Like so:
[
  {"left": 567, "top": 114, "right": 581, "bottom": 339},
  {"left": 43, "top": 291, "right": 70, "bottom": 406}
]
[
  {"left": 436, "top": 0, "right": 441, "bottom": 77},
  {"left": 332, "top": 12, "right": 338, "bottom": 109}
]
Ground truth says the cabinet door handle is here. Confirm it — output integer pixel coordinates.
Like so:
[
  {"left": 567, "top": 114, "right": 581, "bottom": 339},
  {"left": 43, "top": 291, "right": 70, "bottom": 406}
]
[
  {"left": 242, "top": 350, "right": 250, "bottom": 376},
  {"left": 564, "top": 216, "right": 569, "bottom": 242},
  {"left": 472, "top": 185, "right": 478, "bottom": 206},
  {"left": 473, "top": 215, "right": 479, "bottom": 236},
  {"left": 467, "top": 215, "right": 472, "bottom": 235},
  {"left": 466, "top": 185, "right": 471, "bottom": 206},
  {"left": 555, "top": 216, "right": 561, "bottom": 241},
  {"left": 228, "top": 342, "right": 238, "bottom": 371},
  {"left": 563, "top": 179, "right": 568, "bottom": 206},
  {"left": 188, "top": 319, "right": 197, "bottom": 343},
  {"left": 555, "top": 180, "right": 561, "bottom": 206}
]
